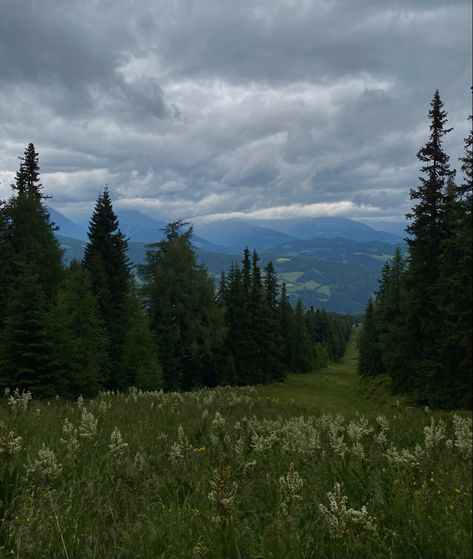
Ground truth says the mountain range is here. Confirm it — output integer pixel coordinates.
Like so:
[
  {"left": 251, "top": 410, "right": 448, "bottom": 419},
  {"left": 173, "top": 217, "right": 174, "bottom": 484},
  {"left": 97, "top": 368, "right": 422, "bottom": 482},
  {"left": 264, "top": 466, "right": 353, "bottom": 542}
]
[{"left": 49, "top": 207, "right": 406, "bottom": 314}]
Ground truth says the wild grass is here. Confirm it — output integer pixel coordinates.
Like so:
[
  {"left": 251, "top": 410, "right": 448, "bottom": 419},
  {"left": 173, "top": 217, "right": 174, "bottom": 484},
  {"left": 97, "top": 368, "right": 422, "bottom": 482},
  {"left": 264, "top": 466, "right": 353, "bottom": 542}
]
[{"left": 0, "top": 343, "right": 471, "bottom": 558}]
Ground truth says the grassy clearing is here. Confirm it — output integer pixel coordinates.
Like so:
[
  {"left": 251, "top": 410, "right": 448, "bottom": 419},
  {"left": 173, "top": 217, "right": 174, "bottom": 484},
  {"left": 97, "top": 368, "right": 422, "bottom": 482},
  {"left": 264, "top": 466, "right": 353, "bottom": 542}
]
[
  {"left": 0, "top": 338, "right": 471, "bottom": 558},
  {"left": 262, "top": 332, "right": 398, "bottom": 416}
]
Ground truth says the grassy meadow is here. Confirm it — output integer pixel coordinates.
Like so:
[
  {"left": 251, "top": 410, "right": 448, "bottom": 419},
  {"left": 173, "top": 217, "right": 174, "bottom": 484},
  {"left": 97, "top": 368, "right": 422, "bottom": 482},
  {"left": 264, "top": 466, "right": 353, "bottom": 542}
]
[{"left": 0, "top": 335, "right": 471, "bottom": 559}]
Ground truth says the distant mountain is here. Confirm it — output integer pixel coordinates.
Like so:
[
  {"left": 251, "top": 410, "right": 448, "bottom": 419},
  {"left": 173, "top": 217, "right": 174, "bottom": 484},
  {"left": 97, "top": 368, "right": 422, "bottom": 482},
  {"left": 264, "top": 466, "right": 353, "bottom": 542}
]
[
  {"left": 57, "top": 233, "right": 402, "bottom": 314},
  {"left": 47, "top": 207, "right": 87, "bottom": 240},
  {"left": 49, "top": 207, "right": 225, "bottom": 252},
  {"left": 266, "top": 237, "right": 406, "bottom": 272},
  {"left": 194, "top": 219, "right": 295, "bottom": 252},
  {"left": 115, "top": 210, "right": 166, "bottom": 242},
  {"left": 252, "top": 216, "right": 403, "bottom": 243}
]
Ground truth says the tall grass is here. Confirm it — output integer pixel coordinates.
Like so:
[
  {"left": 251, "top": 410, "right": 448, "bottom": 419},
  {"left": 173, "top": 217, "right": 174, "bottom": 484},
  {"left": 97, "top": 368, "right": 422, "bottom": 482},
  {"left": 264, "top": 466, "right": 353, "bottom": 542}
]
[{"left": 0, "top": 386, "right": 471, "bottom": 558}]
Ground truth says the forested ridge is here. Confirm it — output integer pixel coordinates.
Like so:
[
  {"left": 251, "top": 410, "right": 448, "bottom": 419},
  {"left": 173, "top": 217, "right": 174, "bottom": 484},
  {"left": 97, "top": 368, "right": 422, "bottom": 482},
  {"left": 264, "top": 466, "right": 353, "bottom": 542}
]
[
  {"left": 0, "top": 150, "right": 351, "bottom": 397},
  {"left": 358, "top": 91, "right": 472, "bottom": 409}
]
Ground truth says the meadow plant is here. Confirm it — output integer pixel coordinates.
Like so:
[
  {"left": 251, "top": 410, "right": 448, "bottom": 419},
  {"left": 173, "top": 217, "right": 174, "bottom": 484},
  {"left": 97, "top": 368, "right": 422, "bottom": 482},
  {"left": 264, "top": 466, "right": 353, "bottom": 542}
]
[
  {"left": 59, "top": 418, "right": 79, "bottom": 459},
  {"left": 319, "top": 482, "right": 377, "bottom": 540},
  {"left": 279, "top": 462, "right": 304, "bottom": 516},
  {"left": 0, "top": 384, "right": 470, "bottom": 558},
  {"left": 24, "top": 443, "right": 62, "bottom": 485},
  {"left": 78, "top": 408, "right": 97, "bottom": 440},
  {"left": 6, "top": 388, "right": 32, "bottom": 411},
  {"left": 108, "top": 427, "right": 128, "bottom": 457}
]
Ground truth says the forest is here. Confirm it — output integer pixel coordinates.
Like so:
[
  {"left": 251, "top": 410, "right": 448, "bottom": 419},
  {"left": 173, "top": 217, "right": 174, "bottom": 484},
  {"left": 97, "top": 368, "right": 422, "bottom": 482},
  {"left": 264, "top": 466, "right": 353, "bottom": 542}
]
[
  {"left": 358, "top": 91, "right": 472, "bottom": 410},
  {"left": 0, "top": 153, "right": 351, "bottom": 398}
]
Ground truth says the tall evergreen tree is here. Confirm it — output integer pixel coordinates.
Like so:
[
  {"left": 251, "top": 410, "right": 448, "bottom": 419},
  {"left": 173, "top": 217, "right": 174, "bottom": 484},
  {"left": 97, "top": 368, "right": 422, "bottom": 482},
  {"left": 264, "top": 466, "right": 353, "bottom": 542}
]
[
  {"left": 0, "top": 262, "right": 57, "bottom": 395},
  {"left": 263, "top": 261, "right": 285, "bottom": 381},
  {"left": 83, "top": 188, "right": 131, "bottom": 388},
  {"left": 404, "top": 90, "right": 455, "bottom": 397},
  {"left": 118, "top": 287, "right": 163, "bottom": 391},
  {"left": 48, "top": 261, "right": 108, "bottom": 397},
  {"left": 278, "top": 283, "right": 296, "bottom": 374},
  {"left": 293, "top": 299, "right": 313, "bottom": 373},
  {"left": 140, "top": 221, "right": 227, "bottom": 391}
]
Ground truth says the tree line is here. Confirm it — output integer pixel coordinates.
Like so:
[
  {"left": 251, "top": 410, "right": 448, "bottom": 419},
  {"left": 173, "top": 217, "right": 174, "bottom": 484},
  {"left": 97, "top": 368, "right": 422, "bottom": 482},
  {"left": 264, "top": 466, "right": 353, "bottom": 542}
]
[
  {"left": 358, "top": 90, "right": 472, "bottom": 409},
  {"left": 0, "top": 147, "right": 352, "bottom": 397}
]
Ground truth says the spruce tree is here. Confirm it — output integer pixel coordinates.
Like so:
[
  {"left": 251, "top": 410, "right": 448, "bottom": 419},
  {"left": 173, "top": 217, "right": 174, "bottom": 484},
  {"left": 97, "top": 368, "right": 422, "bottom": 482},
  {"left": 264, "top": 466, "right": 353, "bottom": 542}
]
[
  {"left": 263, "top": 261, "right": 285, "bottom": 381},
  {"left": 357, "top": 299, "right": 382, "bottom": 377},
  {"left": 404, "top": 90, "right": 455, "bottom": 398},
  {"left": 118, "top": 287, "right": 163, "bottom": 391},
  {"left": 140, "top": 221, "right": 227, "bottom": 391},
  {"left": 279, "top": 283, "right": 296, "bottom": 373},
  {"left": 0, "top": 263, "right": 57, "bottom": 395},
  {"left": 48, "top": 261, "right": 109, "bottom": 397},
  {"left": 83, "top": 188, "right": 130, "bottom": 388},
  {"left": 293, "top": 299, "right": 313, "bottom": 373}
]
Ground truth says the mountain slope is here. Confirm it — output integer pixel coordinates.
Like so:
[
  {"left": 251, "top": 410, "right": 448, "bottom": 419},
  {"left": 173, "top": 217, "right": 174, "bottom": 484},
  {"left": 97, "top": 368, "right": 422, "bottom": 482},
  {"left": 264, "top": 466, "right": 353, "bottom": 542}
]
[
  {"left": 253, "top": 216, "right": 403, "bottom": 243},
  {"left": 47, "top": 207, "right": 88, "bottom": 240},
  {"left": 194, "top": 219, "right": 295, "bottom": 251},
  {"left": 57, "top": 234, "right": 401, "bottom": 314}
]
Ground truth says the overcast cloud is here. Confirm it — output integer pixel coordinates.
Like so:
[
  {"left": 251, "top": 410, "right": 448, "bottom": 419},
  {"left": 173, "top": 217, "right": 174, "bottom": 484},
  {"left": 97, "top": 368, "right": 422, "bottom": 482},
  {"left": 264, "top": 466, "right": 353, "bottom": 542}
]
[{"left": 0, "top": 0, "right": 470, "bottom": 226}]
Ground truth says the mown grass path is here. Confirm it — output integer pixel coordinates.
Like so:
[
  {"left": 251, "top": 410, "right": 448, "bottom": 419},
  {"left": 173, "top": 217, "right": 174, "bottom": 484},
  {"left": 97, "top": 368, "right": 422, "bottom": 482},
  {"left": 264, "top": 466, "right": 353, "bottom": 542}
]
[{"left": 262, "top": 329, "right": 393, "bottom": 416}]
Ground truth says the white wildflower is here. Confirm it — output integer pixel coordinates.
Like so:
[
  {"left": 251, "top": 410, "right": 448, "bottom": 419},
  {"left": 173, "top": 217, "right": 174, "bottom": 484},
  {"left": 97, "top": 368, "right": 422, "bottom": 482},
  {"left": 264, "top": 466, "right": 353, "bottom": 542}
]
[
  {"left": 452, "top": 415, "right": 472, "bottom": 461},
  {"left": 60, "top": 418, "right": 79, "bottom": 457},
  {"left": 424, "top": 417, "right": 446, "bottom": 450},
  {"left": 385, "top": 445, "right": 423, "bottom": 467},
  {"left": 78, "top": 408, "right": 97, "bottom": 440},
  {"left": 319, "top": 482, "right": 376, "bottom": 539},
  {"left": 108, "top": 427, "right": 128, "bottom": 457},
  {"left": 211, "top": 411, "right": 226, "bottom": 430},
  {"left": 25, "top": 443, "right": 62, "bottom": 483},
  {"left": 169, "top": 425, "right": 192, "bottom": 461},
  {"left": 279, "top": 463, "right": 304, "bottom": 516},
  {"left": 0, "top": 426, "right": 22, "bottom": 455},
  {"left": 7, "top": 388, "right": 32, "bottom": 411}
]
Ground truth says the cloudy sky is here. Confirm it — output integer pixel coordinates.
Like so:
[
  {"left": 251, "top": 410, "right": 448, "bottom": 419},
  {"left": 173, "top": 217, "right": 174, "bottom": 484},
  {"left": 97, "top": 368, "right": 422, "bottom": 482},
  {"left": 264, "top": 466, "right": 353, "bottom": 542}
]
[{"left": 0, "top": 0, "right": 470, "bottom": 227}]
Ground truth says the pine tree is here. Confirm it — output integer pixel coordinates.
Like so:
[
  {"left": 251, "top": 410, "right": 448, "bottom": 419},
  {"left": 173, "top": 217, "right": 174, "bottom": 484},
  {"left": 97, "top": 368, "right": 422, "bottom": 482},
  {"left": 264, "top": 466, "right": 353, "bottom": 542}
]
[
  {"left": 0, "top": 144, "right": 63, "bottom": 395},
  {"left": 357, "top": 299, "right": 382, "bottom": 377},
  {"left": 12, "top": 143, "right": 44, "bottom": 197},
  {"left": 263, "top": 261, "right": 285, "bottom": 381},
  {"left": 83, "top": 187, "right": 131, "bottom": 388},
  {"left": 404, "top": 90, "right": 455, "bottom": 398},
  {"left": 293, "top": 299, "right": 313, "bottom": 373},
  {"left": 118, "top": 287, "right": 162, "bottom": 391},
  {"left": 48, "top": 261, "right": 109, "bottom": 397},
  {"left": 140, "top": 221, "right": 227, "bottom": 391},
  {"left": 1, "top": 144, "right": 63, "bottom": 303},
  {"left": 278, "top": 283, "right": 296, "bottom": 373},
  {"left": 0, "top": 263, "right": 57, "bottom": 395}
]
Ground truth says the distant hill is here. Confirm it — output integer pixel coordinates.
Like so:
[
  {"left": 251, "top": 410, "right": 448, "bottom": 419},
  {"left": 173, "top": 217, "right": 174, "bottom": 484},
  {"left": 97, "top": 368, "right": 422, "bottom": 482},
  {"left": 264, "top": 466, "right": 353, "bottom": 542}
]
[
  {"left": 47, "top": 207, "right": 88, "bottom": 240},
  {"left": 252, "top": 216, "right": 403, "bottom": 243},
  {"left": 57, "top": 233, "right": 402, "bottom": 314},
  {"left": 194, "top": 219, "right": 295, "bottom": 252},
  {"left": 266, "top": 237, "right": 406, "bottom": 272}
]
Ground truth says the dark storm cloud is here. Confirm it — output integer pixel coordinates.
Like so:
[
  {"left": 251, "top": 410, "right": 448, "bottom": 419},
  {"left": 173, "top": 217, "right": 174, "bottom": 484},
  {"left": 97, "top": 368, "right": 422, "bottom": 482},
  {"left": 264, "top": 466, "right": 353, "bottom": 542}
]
[{"left": 0, "top": 0, "right": 470, "bottom": 223}]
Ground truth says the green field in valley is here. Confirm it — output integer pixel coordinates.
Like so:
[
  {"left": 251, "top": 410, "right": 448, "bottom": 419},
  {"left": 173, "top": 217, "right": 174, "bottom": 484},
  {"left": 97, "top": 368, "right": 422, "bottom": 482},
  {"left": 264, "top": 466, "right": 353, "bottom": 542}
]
[{"left": 263, "top": 330, "right": 400, "bottom": 416}]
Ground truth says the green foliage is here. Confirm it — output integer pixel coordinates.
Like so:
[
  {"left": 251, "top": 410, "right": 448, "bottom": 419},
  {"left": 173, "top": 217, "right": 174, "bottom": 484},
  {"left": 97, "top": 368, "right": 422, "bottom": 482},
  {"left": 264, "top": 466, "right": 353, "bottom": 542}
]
[
  {"left": 140, "top": 221, "right": 227, "bottom": 391},
  {"left": 359, "top": 92, "right": 472, "bottom": 409},
  {"left": 0, "top": 263, "right": 57, "bottom": 396},
  {"left": 83, "top": 188, "right": 131, "bottom": 388},
  {"left": 0, "top": 346, "right": 470, "bottom": 558},
  {"left": 47, "top": 261, "right": 109, "bottom": 397},
  {"left": 118, "top": 288, "right": 162, "bottom": 391}
]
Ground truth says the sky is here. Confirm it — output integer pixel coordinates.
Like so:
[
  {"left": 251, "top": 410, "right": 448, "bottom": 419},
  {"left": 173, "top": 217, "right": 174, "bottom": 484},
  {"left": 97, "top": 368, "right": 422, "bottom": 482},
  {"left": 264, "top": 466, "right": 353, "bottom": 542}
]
[{"left": 0, "top": 0, "right": 471, "bottom": 228}]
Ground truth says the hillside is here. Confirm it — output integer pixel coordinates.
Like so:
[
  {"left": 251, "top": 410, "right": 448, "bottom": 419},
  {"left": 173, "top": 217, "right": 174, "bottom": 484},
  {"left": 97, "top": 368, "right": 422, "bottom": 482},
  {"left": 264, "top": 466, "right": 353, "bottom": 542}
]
[{"left": 57, "top": 234, "right": 402, "bottom": 314}]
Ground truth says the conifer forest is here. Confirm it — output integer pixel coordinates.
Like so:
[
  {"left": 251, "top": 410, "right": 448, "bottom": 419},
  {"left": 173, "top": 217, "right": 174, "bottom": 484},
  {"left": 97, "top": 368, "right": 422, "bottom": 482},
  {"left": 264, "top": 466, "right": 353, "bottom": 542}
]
[{"left": 0, "top": 52, "right": 471, "bottom": 559}]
